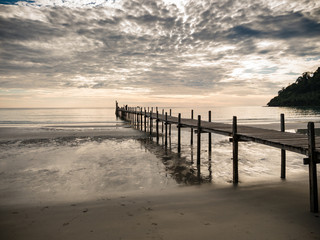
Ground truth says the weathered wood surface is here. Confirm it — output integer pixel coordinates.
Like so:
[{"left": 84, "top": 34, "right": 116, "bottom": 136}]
[{"left": 120, "top": 108, "right": 320, "bottom": 160}]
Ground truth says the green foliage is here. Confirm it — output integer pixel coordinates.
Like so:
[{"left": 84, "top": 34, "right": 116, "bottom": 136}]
[{"left": 267, "top": 67, "right": 320, "bottom": 106}]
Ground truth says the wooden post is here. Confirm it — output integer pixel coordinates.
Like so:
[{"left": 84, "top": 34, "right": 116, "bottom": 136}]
[
  {"left": 129, "top": 107, "right": 131, "bottom": 124},
  {"left": 140, "top": 109, "right": 143, "bottom": 131},
  {"left": 144, "top": 109, "right": 147, "bottom": 132},
  {"left": 156, "top": 110, "right": 159, "bottom": 144},
  {"left": 147, "top": 107, "right": 149, "bottom": 129},
  {"left": 165, "top": 112, "right": 168, "bottom": 148},
  {"left": 178, "top": 113, "right": 181, "bottom": 153},
  {"left": 162, "top": 109, "right": 164, "bottom": 134},
  {"left": 115, "top": 101, "right": 119, "bottom": 117},
  {"left": 281, "top": 113, "right": 286, "bottom": 179},
  {"left": 208, "top": 111, "right": 212, "bottom": 153},
  {"left": 191, "top": 110, "right": 194, "bottom": 145},
  {"left": 233, "top": 116, "right": 239, "bottom": 184},
  {"left": 133, "top": 108, "right": 135, "bottom": 126},
  {"left": 308, "top": 122, "right": 319, "bottom": 213},
  {"left": 169, "top": 109, "right": 172, "bottom": 136},
  {"left": 150, "top": 110, "right": 153, "bottom": 136},
  {"left": 135, "top": 107, "right": 138, "bottom": 128},
  {"left": 137, "top": 108, "right": 139, "bottom": 128},
  {"left": 197, "top": 115, "right": 201, "bottom": 166}
]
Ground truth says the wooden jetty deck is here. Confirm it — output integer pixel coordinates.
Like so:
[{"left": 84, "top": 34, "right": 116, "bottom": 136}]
[{"left": 115, "top": 103, "right": 319, "bottom": 213}]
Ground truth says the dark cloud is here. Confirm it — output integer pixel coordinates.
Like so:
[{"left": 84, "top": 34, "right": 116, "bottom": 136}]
[{"left": 229, "top": 12, "right": 320, "bottom": 40}]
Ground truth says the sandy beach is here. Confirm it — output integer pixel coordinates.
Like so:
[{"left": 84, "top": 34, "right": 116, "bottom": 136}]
[
  {"left": 1, "top": 177, "right": 320, "bottom": 240},
  {"left": 1, "top": 123, "right": 319, "bottom": 240}
]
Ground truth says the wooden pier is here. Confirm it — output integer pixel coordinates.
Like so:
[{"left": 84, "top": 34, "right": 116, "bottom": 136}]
[{"left": 115, "top": 102, "right": 319, "bottom": 213}]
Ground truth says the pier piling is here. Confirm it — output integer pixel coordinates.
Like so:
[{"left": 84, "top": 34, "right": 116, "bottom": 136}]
[
  {"left": 178, "top": 113, "right": 181, "bottom": 153},
  {"left": 197, "top": 115, "right": 201, "bottom": 166},
  {"left": 165, "top": 112, "right": 168, "bottom": 148},
  {"left": 308, "top": 122, "right": 319, "bottom": 213},
  {"left": 169, "top": 109, "right": 172, "bottom": 136},
  {"left": 156, "top": 110, "right": 159, "bottom": 144},
  {"left": 150, "top": 110, "right": 153, "bottom": 136},
  {"left": 281, "top": 113, "right": 286, "bottom": 179},
  {"left": 208, "top": 111, "right": 212, "bottom": 153},
  {"left": 232, "top": 116, "right": 239, "bottom": 184},
  {"left": 191, "top": 110, "right": 194, "bottom": 145}
]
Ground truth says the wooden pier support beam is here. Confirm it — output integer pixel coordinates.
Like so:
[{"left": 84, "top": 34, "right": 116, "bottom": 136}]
[
  {"left": 233, "top": 116, "right": 239, "bottom": 184},
  {"left": 140, "top": 109, "right": 143, "bottom": 131},
  {"left": 115, "top": 101, "right": 119, "bottom": 117},
  {"left": 178, "top": 113, "right": 181, "bottom": 153},
  {"left": 150, "top": 110, "right": 153, "bottom": 136},
  {"left": 165, "top": 112, "right": 168, "bottom": 148},
  {"left": 169, "top": 109, "right": 172, "bottom": 136},
  {"left": 197, "top": 115, "right": 201, "bottom": 166},
  {"left": 191, "top": 110, "right": 194, "bottom": 145},
  {"left": 281, "top": 113, "right": 286, "bottom": 179},
  {"left": 208, "top": 111, "right": 212, "bottom": 153},
  {"left": 144, "top": 109, "right": 147, "bottom": 132},
  {"left": 156, "top": 111, "right": 159, "bottom": 144},
  {"left": 307, "top": 122, "right": 319, "bottom": 213},
  {"left": 135, "top": 107, "right": 138, "bottom": 128},
  {"left": 162, "top": 109, "right": 164, "bottom": 134}
]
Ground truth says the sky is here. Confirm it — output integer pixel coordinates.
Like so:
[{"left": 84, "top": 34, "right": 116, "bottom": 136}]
[{"left": 0, "top": 0, "right": 319, "bottom": 108}]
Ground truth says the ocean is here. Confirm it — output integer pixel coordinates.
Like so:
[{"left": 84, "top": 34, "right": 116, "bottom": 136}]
[{"left": 0, "top": 106, "right": 320, "bottom": 206}]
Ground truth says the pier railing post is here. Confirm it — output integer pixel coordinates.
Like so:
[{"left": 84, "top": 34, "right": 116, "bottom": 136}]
[
  {"left": 197, "top": 115, "right": 201, "bottom": 166},
  {"left": 281, "top": 113, "right": 286, "bottom": 179},
  {"left": 191, "top": 110, "right": 194, "bottom": 145},
  {"left": 208, "top": 111, "right": 212, "bottom": 153},
  {"left": 307, "top": 122, "right": 318, "bottom": 213},
  {"left": 233, "top": 116, "right": 239, "bottom": 184},
  {"left": 178, "top": 113, "right": 181, "bottom": 153}
]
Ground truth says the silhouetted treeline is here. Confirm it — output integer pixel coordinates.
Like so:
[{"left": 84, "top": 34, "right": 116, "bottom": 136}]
[{"left": 267, "top": 67, "right": 320, "bottom": 106}]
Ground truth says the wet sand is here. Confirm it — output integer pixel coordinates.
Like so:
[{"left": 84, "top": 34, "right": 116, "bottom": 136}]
[
  {"left": 1, "top": 125, "right": 320, "bottom": 239},
  {"left": 1, "top": 177, "right": 319, "bottom": 240},
  {"left": 0, "top": 126, "right": 147, "bottom": 141}
]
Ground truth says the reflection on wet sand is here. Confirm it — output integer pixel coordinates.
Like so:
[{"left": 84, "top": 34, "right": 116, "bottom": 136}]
[{"left": 138, "top": 136, "right": 213, "bottom": 185}]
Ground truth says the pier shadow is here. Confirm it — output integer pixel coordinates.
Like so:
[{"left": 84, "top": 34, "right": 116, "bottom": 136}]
[{"left": 138, "top": 138, "right": 211, "bottom": 185}]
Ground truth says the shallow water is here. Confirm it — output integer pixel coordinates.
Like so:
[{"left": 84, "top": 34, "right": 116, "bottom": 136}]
[
  {"left": 0, "top": 137, "right": 178, "bottom": 205},
  {"left": 0, "top": 106, "right": 319, "bottom": 206}
]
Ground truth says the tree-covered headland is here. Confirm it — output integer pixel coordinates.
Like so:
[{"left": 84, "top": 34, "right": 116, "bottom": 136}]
[{"left": 267, "top": 67, "right": 320, "bottom": 106}]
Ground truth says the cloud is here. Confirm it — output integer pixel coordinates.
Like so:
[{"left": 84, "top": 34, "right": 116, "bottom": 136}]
[{"left": 0, "top": 0, "right": 320, "bottom": 107}]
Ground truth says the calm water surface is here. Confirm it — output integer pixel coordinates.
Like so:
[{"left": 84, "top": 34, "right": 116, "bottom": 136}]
[{"left": 0, "top": 106, "right": 319, "bottom": 205}]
